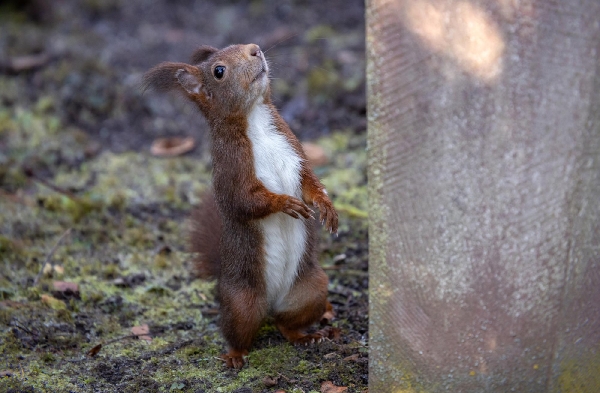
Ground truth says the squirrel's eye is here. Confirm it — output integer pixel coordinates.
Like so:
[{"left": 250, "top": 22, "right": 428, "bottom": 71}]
[{"left": 214, "top": 66, "right": 225, "bottom": 80}]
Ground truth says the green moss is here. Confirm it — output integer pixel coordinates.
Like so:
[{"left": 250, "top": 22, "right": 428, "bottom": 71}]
[{"left": 0, "top": 94, "right": 367, "bottom": 392}]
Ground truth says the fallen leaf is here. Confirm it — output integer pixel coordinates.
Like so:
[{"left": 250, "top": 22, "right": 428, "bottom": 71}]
[
  {"left": 131, "top": 324, "right": 152, "bottom": 341},
  {"left": 343, "top": 354, "right": 360, "bottom": 362},
  {"left": 40, "top": 294, "right": 67, "bottom": 310},
  {"left": 321, "top": 381, "right": 348, "bottom": 393},
  {"left": 150, "top": 137, "right": 195, "bottom": 157},
  {"left": 302, "top": 142, "right": 329, "bottom": 167},
  {"left": 323, "top": 352, "right": 337, "bottom": 360},
  {"left": 274, "top": 390, "right": 286, "bottom": 393},
  {"left": 87, "top": 344, "right": 102, "bottom": 357},
  {"left": 263, "top": 376, "right": 278, "bottom": 387}
]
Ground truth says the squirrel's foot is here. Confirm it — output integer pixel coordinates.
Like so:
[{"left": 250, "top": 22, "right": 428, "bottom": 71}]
[
  {"left": 289, "top": 327, "right": 341, "bottom": 346},
  {"left": 219, "top": 349, "right": 248, "bottom": 369}
]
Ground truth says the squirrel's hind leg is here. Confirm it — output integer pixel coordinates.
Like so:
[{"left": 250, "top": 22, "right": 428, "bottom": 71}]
[
  {"left": 274, "top": 267, "right": 340, "bottom": 345},
  {"left": 219, "top": 286, "right": 267, "bottom": 369}
]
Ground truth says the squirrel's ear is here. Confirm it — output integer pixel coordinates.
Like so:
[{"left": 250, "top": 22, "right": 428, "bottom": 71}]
[
  {"left": 143, "top": 63, "right": 208, "bottom": 99},
  {"left": 143, "top": 62, "right": 192, "bottom": 93},
  {"left": 191, "top": 45, "right": 218, "bottom": 64},
  {"left": 175, "top": 68, "right": 204, "bottom": 96}
]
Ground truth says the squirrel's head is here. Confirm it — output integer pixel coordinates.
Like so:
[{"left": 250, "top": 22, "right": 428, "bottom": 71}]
[{"left": 143, "top": 44, "right": 270, "bottom": 119}]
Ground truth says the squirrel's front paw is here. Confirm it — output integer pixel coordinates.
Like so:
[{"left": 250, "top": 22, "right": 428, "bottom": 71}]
[
  {"left": 282, "top": 196, "right": 313, "bottom": 220},
  {"left": 313, "top": 194, "right": 338, "bottom": 234}
]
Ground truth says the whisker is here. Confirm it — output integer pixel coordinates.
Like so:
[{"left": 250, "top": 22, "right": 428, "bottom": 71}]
[
  {"left": 263, "top": 32, "right": 301, "bottom": 54},
  {"left": 269, "top": 60, "right": 338, "bottom": 79},
  {"left": 309, "top": 65, "right": 339, "bottom": 79}
]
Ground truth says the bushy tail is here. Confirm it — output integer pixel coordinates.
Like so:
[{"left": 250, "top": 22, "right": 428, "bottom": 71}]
[{"left": 189, "top": 190, "right": 222, "bottom": 279}]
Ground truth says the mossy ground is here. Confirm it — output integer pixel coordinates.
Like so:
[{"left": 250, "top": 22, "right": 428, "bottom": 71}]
[
  {"left": 0, "top": 1, "right": 367, "bottom": 392},
  {"left": 0, "top": 124, "right": 368, "bottom": 392}
]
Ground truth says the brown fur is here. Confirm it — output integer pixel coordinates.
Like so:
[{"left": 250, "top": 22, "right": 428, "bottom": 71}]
[
  {"left": 189, "top": 191, "right": 221, "bottom": 279},
  {"left": 144, "top": 44, "right": 339, "bottom": 369}
]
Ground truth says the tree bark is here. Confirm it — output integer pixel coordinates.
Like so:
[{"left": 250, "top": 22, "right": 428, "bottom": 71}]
[{"left": 367, "top": 0, "right": 600, "bottom": 391}]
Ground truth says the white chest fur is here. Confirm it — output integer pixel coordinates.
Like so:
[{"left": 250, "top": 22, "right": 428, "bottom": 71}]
[{"left": 247, "top": 104, "right": 307, "bottom": 311}]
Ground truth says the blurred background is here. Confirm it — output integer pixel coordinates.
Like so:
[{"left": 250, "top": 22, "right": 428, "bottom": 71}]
[{"left": 0, "top": 0, "right": 365, "bottom": 154}]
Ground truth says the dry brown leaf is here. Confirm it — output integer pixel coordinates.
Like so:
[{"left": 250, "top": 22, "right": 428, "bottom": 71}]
[
  {"left": 302, "top": 142, "right": 329, "bottom": 167},
  {"left": 263, "top": 375, "right": 278, "bottom": 387},
  {"left": 343, "top": 354, "right": 360, "bottom": 362},
  {"left": 131, "top": 324, "right": 152, "bottom": 341},
  {"left": 321, "top": 381, "right": 348, "bottom": 393},
  {"left": 150, "top": 137, "right": 195, "bottom": 157},
  {"left": 87, "top": 344, "right": 102, "bottom": 357}
]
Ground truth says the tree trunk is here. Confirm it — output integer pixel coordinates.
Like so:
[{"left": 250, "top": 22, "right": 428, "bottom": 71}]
[{"left": 367, "top": 0, "right": 600, "bottom": 391}]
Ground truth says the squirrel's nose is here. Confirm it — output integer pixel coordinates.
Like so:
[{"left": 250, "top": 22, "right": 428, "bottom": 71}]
[{"left": 248, "top": 44, "right": 261, "bottom": 58}]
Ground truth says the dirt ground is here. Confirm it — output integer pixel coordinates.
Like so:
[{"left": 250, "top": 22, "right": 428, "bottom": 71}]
[{"left": 0, "top": 1, "right": 367, "bottom": 392}]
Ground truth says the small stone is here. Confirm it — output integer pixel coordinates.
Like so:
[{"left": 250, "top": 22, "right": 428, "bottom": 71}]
[
  {"left": 52, "top": 281, "right": 79, "bottom": 296},
  {"left": 131, "top": 324, "right": 152, "bottom": 341}
]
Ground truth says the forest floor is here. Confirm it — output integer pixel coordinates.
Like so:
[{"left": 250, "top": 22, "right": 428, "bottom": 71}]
[{"left": 0, "top": 1, "right": 367, "bottom": 392}]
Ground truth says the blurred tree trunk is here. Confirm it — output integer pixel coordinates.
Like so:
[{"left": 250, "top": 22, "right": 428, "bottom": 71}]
[{"left": 367, "top": 0, "right": 600, "bottom": 391}]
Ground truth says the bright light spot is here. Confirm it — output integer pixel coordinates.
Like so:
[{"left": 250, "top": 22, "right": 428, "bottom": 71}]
[{"left": 402, "top": 0, "right": 505, "bottom": 81}]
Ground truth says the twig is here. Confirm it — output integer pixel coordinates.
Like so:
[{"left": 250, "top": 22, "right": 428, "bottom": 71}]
[
  {"left": 87, "top": 333, "right": 156, "bottom": 357},
  {"left": 103, "top": 333, "right": 152, "bottom": 346},
  {"left": 25, "top": 169, "right": 82, "bottom": 203},
  {"left": 278, "top": 373, "right": 292, "bottom": 383},
  {"left": 12, "top": 321, "right": 37, "bottom": 336},
  {"left": 34, "top": 228, "right": 72, "bottom": 285}
]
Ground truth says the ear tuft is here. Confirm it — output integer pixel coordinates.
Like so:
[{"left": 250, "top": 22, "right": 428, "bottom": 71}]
[
  {"left": 142, "top": 62, "right": 188, "bottom": 93},
  {"left": 190, "top": 45, "right": 218, "bottom": 64}
]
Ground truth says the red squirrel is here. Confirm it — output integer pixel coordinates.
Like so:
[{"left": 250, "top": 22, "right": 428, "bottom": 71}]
[{"left": 143, "top": 44, "right": 339, "bottom": 369}]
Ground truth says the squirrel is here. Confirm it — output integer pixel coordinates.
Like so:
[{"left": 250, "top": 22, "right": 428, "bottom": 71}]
[{"left": 143, "top": 43, "right": 339, "bottom": 369}]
